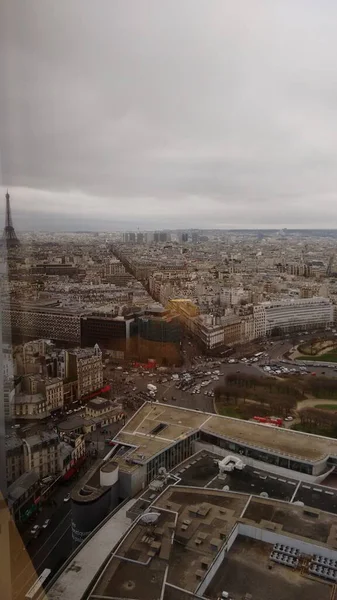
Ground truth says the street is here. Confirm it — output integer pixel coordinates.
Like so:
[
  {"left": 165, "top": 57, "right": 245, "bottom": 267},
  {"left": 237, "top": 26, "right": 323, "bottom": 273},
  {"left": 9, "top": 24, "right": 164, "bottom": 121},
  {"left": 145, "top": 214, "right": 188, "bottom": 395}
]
[{"left": 11, "top": 472, "right": 88, "bottom": 599}]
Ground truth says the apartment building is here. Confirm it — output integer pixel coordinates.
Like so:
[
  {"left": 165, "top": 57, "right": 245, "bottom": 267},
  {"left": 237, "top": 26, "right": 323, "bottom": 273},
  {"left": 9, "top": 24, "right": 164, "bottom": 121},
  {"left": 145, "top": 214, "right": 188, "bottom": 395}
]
[
  {"left": 104, "top": 259, "right": 125, "bottom": 276},
  {"left": 22, "top": 374, "right": 64, "bottom": 412},
  {"left": 254, "top": 297, "right": 333, "bottom": 337},
  {"left": 23, "top": 432, "right": 60, "bottom": 479},
  {"left": 85, "top": 397, "right": 123, "bottom": 424},
  {"left": 253, "top": 304, "right": 267, "bottom": 338},
  {"left": 65, "top": 345, "right": 103, "bottom": 400},
  {"left": 220, "top": 286, "right": 248, "bottom": 307},
  {"left": 5, "top": 436, "right": 24, "bottom": 485},
  {"left": 7, "top": 471, "right": 40, "bottom": 524},
  {"left": 194, "top": 316, "right": 225, "bottom": 350},
  {"left": 222, "top": 316, "right": 242, "bottom": 345},
  {"left": 14, "top": 393, "right": 49, "bottom": 419}
]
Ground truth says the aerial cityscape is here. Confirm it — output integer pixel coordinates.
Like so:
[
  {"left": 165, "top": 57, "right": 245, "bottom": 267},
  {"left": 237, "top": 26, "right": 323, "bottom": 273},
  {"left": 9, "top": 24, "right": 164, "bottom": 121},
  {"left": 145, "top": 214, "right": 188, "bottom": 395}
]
[
  {"left": 3, "top": 187, "right": 337, "bottom": 600},
  {"left": 3, "top": 2, "right": 337, "bottom": 600}
]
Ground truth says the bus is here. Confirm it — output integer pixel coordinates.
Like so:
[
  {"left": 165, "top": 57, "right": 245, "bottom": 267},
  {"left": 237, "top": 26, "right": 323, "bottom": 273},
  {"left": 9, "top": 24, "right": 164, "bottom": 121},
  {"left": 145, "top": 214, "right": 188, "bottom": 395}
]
[{"left": 25, "top": 568, "right": 51, "bottom": 599}]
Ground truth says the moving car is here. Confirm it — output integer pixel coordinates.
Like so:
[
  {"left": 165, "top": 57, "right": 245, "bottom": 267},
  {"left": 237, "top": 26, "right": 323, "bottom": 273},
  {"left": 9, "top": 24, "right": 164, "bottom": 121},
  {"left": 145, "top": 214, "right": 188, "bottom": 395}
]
[
  {"left": 30, "top": 525, "right": 40, "bottom": 538},
  {"left": 64, "top": 493, "right": 71, "bottom": 503},
  {"left": 42, "top": 519, "right": 51, "bottom": 529}
]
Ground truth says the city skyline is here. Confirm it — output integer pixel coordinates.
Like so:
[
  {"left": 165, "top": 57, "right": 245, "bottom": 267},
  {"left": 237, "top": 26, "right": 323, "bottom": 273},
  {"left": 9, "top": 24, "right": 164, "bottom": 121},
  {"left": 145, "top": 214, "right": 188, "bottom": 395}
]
[{"left": 2, "top": 1, "right": 337, "bottom": 230}]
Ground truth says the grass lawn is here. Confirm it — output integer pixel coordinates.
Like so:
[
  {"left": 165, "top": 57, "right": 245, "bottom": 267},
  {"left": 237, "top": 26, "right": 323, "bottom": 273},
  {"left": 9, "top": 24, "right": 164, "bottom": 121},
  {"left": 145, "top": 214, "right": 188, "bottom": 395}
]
[
  {"left": 217, "top": 405, "right": 245, "bottom": 419},
  {"left": 314, "top": 403, "right": 337, "bottom": 411},
  {"left": 298, "top": 352, "right": 337, "bottom": 362}
]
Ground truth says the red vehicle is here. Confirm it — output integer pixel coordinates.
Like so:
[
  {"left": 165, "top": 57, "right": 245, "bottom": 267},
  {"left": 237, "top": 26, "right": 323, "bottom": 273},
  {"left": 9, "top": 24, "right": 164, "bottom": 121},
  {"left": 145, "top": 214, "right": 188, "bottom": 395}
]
[{"left": 253, "top": 416, "right": 283, "bottom": 427}]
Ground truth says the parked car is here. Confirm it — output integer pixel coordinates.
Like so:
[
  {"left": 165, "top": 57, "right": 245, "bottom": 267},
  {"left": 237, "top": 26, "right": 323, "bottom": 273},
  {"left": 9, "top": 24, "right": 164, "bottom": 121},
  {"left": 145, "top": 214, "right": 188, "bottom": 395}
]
[{"left": 64, "top": 494, "right": 71, "bottom": 503}]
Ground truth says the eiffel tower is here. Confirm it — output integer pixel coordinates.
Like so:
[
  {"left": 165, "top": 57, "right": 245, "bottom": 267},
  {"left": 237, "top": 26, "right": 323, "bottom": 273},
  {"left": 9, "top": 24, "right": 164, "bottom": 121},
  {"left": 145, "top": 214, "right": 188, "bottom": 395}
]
[{"left": 2, "top": 190, "right": 20, "bottom": 249}]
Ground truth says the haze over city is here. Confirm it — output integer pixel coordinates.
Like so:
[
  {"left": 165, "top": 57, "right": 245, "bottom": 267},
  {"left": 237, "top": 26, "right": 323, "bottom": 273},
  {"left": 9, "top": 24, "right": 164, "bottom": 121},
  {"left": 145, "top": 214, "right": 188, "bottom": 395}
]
[
  {"left": 2, "top": 0, "right": 337, "bottom": 230},
  {"left": 5, "top": 4, "right": 337, "bottom": 600}
]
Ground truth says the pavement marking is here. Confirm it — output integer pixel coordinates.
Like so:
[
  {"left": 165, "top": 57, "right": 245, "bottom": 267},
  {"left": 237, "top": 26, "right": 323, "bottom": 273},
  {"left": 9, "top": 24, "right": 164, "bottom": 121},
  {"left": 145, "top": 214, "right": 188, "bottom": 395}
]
[
  {"left": 325, "top": 491, "right": 334, "bottom": 495},
  {"left": 313, "top": 488, "right": 322, "bottom": 492},
  {"left": 269, "top": 476, "right": 277, "bottom": 480},
  {"left": 15, "top": 524, "right": 72, "bottom": 600},
  {"left": 278, "top": 478, "right": 286, "bottom": 483},
  {"left": 14, "top": 509, "right": 71, "bottom": 587},
  {"left": 288, "top": 481, "right": 296, "bottom": 485},
  {"left": 302, "top": 485, "right": 311, "bottom": 489}
]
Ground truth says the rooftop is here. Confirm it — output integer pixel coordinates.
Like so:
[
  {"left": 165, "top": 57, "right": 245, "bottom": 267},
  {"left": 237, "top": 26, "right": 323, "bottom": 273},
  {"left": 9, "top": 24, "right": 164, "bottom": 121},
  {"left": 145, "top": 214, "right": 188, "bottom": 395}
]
[
  {"left": 64, "top": 485, "right": 337, "bottom": 600},
  {"left": 113, "top": 401, "right": 337, "bottom": 465},
  {"left": 47, "top": 499, "right": 137, "bottom": 600},
  {"left": 7, "top": 471, "right": 39, "bottom": 504},
  {"left": 86, "top": 396, "right": 113, "bottom": 408},
  {"left": 5, "top": 433, "right": 23, "bottom": 452},
  {"left": 14, "top": 393, "right": 45, "bottom": 404},
  {"left": 206, "top": 536, "right": 330, "bottom": 600},
  {"left": 25, "top": 431, "right": 59, "bottom": 448}
]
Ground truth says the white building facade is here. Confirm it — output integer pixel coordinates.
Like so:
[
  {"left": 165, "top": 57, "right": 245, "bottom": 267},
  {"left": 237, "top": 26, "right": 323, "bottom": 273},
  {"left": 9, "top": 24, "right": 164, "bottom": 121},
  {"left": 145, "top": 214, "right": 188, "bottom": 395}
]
[{"left": 254, "top": 297, "right": 333, "bottom": 337}]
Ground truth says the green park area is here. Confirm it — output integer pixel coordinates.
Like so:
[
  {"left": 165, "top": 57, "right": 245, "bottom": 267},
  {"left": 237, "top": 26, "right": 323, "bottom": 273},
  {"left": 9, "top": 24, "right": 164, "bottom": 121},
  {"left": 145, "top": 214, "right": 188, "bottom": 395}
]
[
  {"left": 215, "top": 372, "right": 337, "bottom": 439},
  {"left": 215, "top": 372, "right": 303, "bottom": 421},
  {"left": 296, "top": 339, "right": 337, "bottom": 362}
]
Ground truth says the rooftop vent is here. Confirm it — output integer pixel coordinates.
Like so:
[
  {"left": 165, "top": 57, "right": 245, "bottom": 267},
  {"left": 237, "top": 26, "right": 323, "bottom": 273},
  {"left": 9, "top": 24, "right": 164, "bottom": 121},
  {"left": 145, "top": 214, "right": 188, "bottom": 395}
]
[{"left": 150, "top": 423, "right": 167, "bottom": 436}]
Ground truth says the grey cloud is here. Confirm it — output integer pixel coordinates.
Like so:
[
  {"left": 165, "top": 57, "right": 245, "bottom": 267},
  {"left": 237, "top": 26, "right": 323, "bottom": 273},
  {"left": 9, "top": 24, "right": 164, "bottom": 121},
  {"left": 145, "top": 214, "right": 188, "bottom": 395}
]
[{"left": 1, "top": 0, "right": 337, "bottom": 229}]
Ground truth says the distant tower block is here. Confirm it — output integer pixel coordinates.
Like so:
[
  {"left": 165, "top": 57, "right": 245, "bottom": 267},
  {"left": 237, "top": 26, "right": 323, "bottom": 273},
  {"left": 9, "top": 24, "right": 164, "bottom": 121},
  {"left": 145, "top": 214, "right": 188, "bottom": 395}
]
[{"left": 2, "top": 190, "right": 20, "bottom": 248}]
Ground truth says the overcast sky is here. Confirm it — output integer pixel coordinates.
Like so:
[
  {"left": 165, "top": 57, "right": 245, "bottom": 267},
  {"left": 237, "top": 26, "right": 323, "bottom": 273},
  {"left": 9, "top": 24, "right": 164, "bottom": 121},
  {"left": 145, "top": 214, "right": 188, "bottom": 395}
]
[{"left": 1, "top": 1, "right": 337, "bottom": 231}]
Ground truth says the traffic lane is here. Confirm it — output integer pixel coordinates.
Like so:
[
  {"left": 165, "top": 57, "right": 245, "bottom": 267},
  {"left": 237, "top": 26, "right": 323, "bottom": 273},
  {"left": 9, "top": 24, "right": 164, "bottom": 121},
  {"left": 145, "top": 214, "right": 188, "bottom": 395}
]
[
  {"left": 15, "top": 526, "right": 72, "bottom": 600},
  {"left": 16, "top": 496, "right": 71, "bottom": 566},
  {"left": 156, "top": 364, "right": 266, "bottom": 411},
  {"left": 14, "top": 509, "right": 72, "bottom": 600},
  {"left": 32, "top": 517, "right": 72, "bottom": 574},
  {"left": 267, "top": 341, "right": 293, "bottom": 359},
  {"left": 30, "top": 509, "right": 71, "bottom": 570},
  {"left": 13, "top": 477, "right": 77, "bottom": 581}
]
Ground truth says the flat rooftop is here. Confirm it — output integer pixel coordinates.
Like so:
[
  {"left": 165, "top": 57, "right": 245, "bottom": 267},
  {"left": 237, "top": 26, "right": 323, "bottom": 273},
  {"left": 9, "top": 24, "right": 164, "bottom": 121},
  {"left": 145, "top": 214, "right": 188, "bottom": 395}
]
[
  {"left": 172, "top": 451, "right": 299, "bottom": 502},
  {"left": 86, "top": 486, "right": 337, "bottom": 600},
  {"left": 90, "top": 511, "right": 173, "bottom": 600},
  {"left": 113, "top": 402, "right": 337, "bottom": 465},
  {"left": 294, "top": 481, "right": 337, "bottom": 516},
  {"left": 206, "top": 535, "right": 331, "bottom": 600}
]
